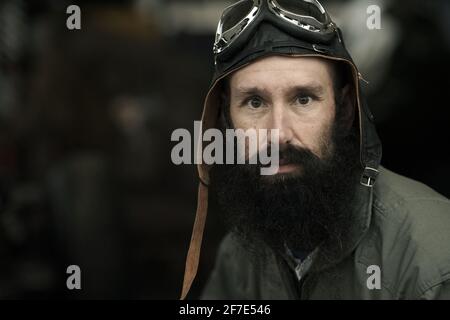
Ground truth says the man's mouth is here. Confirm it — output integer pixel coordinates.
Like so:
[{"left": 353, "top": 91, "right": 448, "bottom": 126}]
[{"left": 277, "top": 157, "right": 300, "bottom": 174}]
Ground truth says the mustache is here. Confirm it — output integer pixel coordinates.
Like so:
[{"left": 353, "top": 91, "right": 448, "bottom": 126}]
[
  {"left": 253, "top": 143, "right": 322, "bottom": 170},
  {"left": 277, "top": 144, "right": 321, "bottom": 166},
  {"left": 240, "top": 143, "right": 327, "bottom": 181}
]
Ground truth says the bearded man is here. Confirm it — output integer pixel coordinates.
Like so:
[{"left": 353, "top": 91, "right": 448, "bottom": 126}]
[{"left": 180, "top": 0, "right": 450, "bottom": 300}]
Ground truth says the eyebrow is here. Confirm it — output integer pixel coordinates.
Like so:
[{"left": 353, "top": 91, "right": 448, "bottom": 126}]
[{"left": 233, "top": 84, "right": 325, "bottom": 98}]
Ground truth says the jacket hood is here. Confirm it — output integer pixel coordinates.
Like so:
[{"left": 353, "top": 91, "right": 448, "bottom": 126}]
[{"left": 181, "top": 18, "right": 382, "bottom": 300}]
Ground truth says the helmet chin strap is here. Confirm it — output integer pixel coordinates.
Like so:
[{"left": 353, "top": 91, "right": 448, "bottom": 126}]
[{"left": 180, "top": 181, "right": 209, "bottom": 300}]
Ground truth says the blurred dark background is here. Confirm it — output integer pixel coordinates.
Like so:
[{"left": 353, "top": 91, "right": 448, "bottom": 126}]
[{"left": 0, "top": 0, "right": 448, "bottom": 299}]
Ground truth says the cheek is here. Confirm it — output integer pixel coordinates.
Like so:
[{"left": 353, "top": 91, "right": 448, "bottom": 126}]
[
  {"left": 229, "top": 106, "right": 270, "bottom": 160},
  {"left": 230, "top": 105, "right": 256, "bottom": 130},
  {"left": 314, "top": 118, "right": 335, "bottom": 157},
  {"left": 292, "top": 105, "right": 336, "bottom": 156}
]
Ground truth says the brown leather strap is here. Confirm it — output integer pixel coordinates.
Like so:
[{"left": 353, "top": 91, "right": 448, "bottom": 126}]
[{"left": 180, "top": 182, "right": 208, "bottom": 300}]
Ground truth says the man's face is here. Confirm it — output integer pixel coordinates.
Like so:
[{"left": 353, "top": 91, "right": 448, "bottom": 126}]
[
  {"left": 210, "top": 54, "right": 359, "bottom": 255},
  {"left": 229, "top": 55, "right": 337, "bottom": 175}
]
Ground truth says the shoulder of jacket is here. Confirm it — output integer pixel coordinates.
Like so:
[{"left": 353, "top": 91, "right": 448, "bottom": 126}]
[
  {"left": 374, "top": 166, "right": 448, "bottom": 202},
  {"left": 215, "top": 233, "right": 260, "bottom": 270},
  {"left": 373, "top": 166, "right": 449, "bottom": 223},
  {"left": 368, "top": 166, "right": 450, "bottom": 297}
]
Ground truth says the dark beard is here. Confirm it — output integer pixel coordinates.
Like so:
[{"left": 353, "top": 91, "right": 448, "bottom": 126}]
[{"left": 209, "top": 122, "right": 360, "bottom": 259}]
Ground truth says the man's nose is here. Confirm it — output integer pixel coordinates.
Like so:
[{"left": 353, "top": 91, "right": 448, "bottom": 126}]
[{"left": 268, "top": 103, "right": 294, "bottom": 145}]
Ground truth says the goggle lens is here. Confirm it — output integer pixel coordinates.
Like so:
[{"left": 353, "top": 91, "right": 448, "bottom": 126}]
[
  {"left": 221, "top": 0, "right": 255, "bottom": 32},
  {"left": 274, "top": 0, "right": 326, "bottom": 23}
]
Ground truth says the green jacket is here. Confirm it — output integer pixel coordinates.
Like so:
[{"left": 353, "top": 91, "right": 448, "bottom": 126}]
[{"left": 201, "top": 167, "right": 450, "bottom": 299}]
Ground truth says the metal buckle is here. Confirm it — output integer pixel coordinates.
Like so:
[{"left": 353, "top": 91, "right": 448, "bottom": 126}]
[
  {"left": 360, "top": 166, "right": 379, "bottom": 187},
  {"left": 312, "top": 44, "right": 329, "bottom": 54}
]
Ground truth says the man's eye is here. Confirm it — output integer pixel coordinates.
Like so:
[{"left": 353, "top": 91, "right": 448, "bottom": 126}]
[
  {"left": 247, "top": 97, "right": 263, "bottom": 109},
  {"left": 296, "top": 95, "right": 312, "bottom": 106}
]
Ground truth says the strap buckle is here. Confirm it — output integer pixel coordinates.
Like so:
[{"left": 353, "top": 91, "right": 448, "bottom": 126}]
[{"left": 360, "top": 166, "right": 379, "bottom": 187}]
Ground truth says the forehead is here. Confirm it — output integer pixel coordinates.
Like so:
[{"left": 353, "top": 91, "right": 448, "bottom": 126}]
[{"left": 229, "top": 55, "right": 334, "bottom": 89}]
